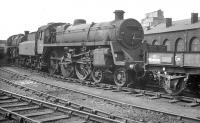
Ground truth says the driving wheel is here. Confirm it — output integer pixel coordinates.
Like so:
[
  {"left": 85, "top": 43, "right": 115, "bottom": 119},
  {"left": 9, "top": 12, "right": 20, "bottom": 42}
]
[
  {"left": 75, "top": 63, "right": 91, "bottom": 80},
  {"left": 61, "top": 62, "right": 74, "bottom": 78}
]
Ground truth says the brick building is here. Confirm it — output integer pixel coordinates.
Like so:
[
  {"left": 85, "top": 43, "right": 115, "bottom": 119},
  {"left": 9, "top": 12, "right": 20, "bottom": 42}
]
[
  {"left": 141, "top": 9, "right": 165, "bottom": 29},
  {"left": 143, "top": 13, "right": 200, "bottom": 52}
]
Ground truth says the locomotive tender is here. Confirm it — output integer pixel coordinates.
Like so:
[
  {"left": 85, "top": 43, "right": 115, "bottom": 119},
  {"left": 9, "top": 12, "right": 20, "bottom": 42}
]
[{"left": 14, "top": 10, "right": 145, "bottom": 87}]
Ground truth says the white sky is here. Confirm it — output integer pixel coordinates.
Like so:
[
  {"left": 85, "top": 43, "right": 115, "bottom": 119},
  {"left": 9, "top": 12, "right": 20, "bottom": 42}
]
[{"left": 0, "top": 0, "right": 199, "bottom": 39}]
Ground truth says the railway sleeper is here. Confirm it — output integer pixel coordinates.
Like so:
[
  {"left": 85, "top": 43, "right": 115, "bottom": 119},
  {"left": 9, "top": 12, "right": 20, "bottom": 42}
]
[
  {"left": 0, "top": 89, "right": 128, "bottom": 123},
  {"left": 187, "top": 98, "right": 200, "bottom": 107},
  {"left": 1, "top": 67, "right": 199, "bottom": 122},
  {"left": 148, "top": 93, "right": 162, "bottom": 100}
]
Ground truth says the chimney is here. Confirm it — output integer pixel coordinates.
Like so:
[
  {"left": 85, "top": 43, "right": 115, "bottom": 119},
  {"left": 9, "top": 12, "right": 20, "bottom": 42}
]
[
  {"left": 114, "top": 10, "right": 125, "bottom": 21},
  {"left": 24, "top": 31, "right": 29, "bottom": 41},
  {"left": 24, "top": 31, "right": 29, "bottom": 35},
  {"left": 73, "top": 19, "right": 86, "bottom": 25},
  {"left": 191, "top": 13, "right": 198, "bottom": 24},
  {"left": 165, "top": 18, "right": 172, "bottom": 27}
]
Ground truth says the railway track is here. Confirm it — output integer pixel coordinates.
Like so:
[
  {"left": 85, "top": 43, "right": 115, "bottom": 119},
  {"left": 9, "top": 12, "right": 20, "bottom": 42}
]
[
  {"left": 0, "top": 77, "right": 138, "bottom": 123},
  {"left": 0, "top": 89, "right": 127, "bottom": 123},
  {"left": 5, "top": 66, "right": 200, "bottom": 107},
  {"left": 0, "top": 66, "right": 200, "bottom": 123}
]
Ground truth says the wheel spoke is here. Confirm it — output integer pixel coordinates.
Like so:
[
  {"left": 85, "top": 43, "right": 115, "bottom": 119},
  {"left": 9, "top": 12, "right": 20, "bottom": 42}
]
[
  {"left": 82, "top": 67, "right": 89, "bottom": 76},
  {"left": 91, "top": 68, "right": 104, "bottom": 83},
  {"left": 75, "top": 63, "right": 91, "bottom": 80}
]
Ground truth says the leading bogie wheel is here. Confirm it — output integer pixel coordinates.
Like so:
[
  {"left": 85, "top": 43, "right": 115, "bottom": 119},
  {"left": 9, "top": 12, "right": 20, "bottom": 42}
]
[
  {"left": 75, "top": 63, "right": 91, "bottom": 80},
  {"left": 114, "top": 67, "right": 129, "bottom": 87},
  {"left": 91, "top": 67, "right": 105, "bottom": 83}
]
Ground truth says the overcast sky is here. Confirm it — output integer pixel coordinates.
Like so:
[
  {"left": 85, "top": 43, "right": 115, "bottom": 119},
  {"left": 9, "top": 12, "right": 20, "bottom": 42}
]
[{"left": 0, "top": 0, "right": 199, "bottom": 39}]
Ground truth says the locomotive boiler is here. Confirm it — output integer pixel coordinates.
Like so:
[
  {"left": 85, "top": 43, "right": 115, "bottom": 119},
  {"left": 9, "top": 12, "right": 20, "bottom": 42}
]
[
  {"left": 17, "top": 10, "right": 145, "bottom": 87},
  {"left": 55, "top": 11, "right": 142, "bottom": 49}
]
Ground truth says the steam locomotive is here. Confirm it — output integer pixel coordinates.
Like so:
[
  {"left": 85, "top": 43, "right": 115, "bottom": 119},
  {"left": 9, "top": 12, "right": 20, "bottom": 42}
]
[
  {"left": 5, "top": 10, "right": 200, "bottom": 96},
  {"left": 0, "top": 40, "right": 7, "bottom": 59},
  {"left": 7, "top": 10, "right": 147, "bottom": 88}
]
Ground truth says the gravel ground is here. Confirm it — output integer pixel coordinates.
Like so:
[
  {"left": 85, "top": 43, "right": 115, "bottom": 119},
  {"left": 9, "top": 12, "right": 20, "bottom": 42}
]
[
  {"left": 0, "top": 66, "right": 199, "bottom": 123},
  {"left": 0, "top": 82, "right": 93, "bottom": 123}
]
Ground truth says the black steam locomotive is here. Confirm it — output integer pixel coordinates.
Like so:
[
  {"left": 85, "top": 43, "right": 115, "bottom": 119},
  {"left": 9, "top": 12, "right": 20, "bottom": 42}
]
[
  {"left": 10, "top": 10, "right": 191, "bottom": 95},
  {"left": 7, "top": 10, "right": 146, "bottom": 88},
  {"left": 0, "top": 40, "right": 7, "bottom": 59}
]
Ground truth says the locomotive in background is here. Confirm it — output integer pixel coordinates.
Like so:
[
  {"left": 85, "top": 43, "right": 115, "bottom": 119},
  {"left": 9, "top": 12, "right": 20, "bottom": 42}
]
[
  {"left": 0, "top": 35, "right": 24, "bottom": 64},
  {"left": 7, "top": 10, "right": 148, "bottom": 88},
  {"left": 0, "top": 40, "right": 7, "bottom": 59}
]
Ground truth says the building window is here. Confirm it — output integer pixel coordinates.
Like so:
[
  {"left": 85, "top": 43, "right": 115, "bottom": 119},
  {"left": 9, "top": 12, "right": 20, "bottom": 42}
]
[
  {"left": 175, "top": 38, "right": 184, "bottom": 52},
  {"left": 152, "top": 40, "right": 159, "bottom": 45},
  {"left": 163, "top": 39, "right": 171, "bottom": 51},
  {"left": 190, "top": 38, "right": 200, "bottom": 52}
]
